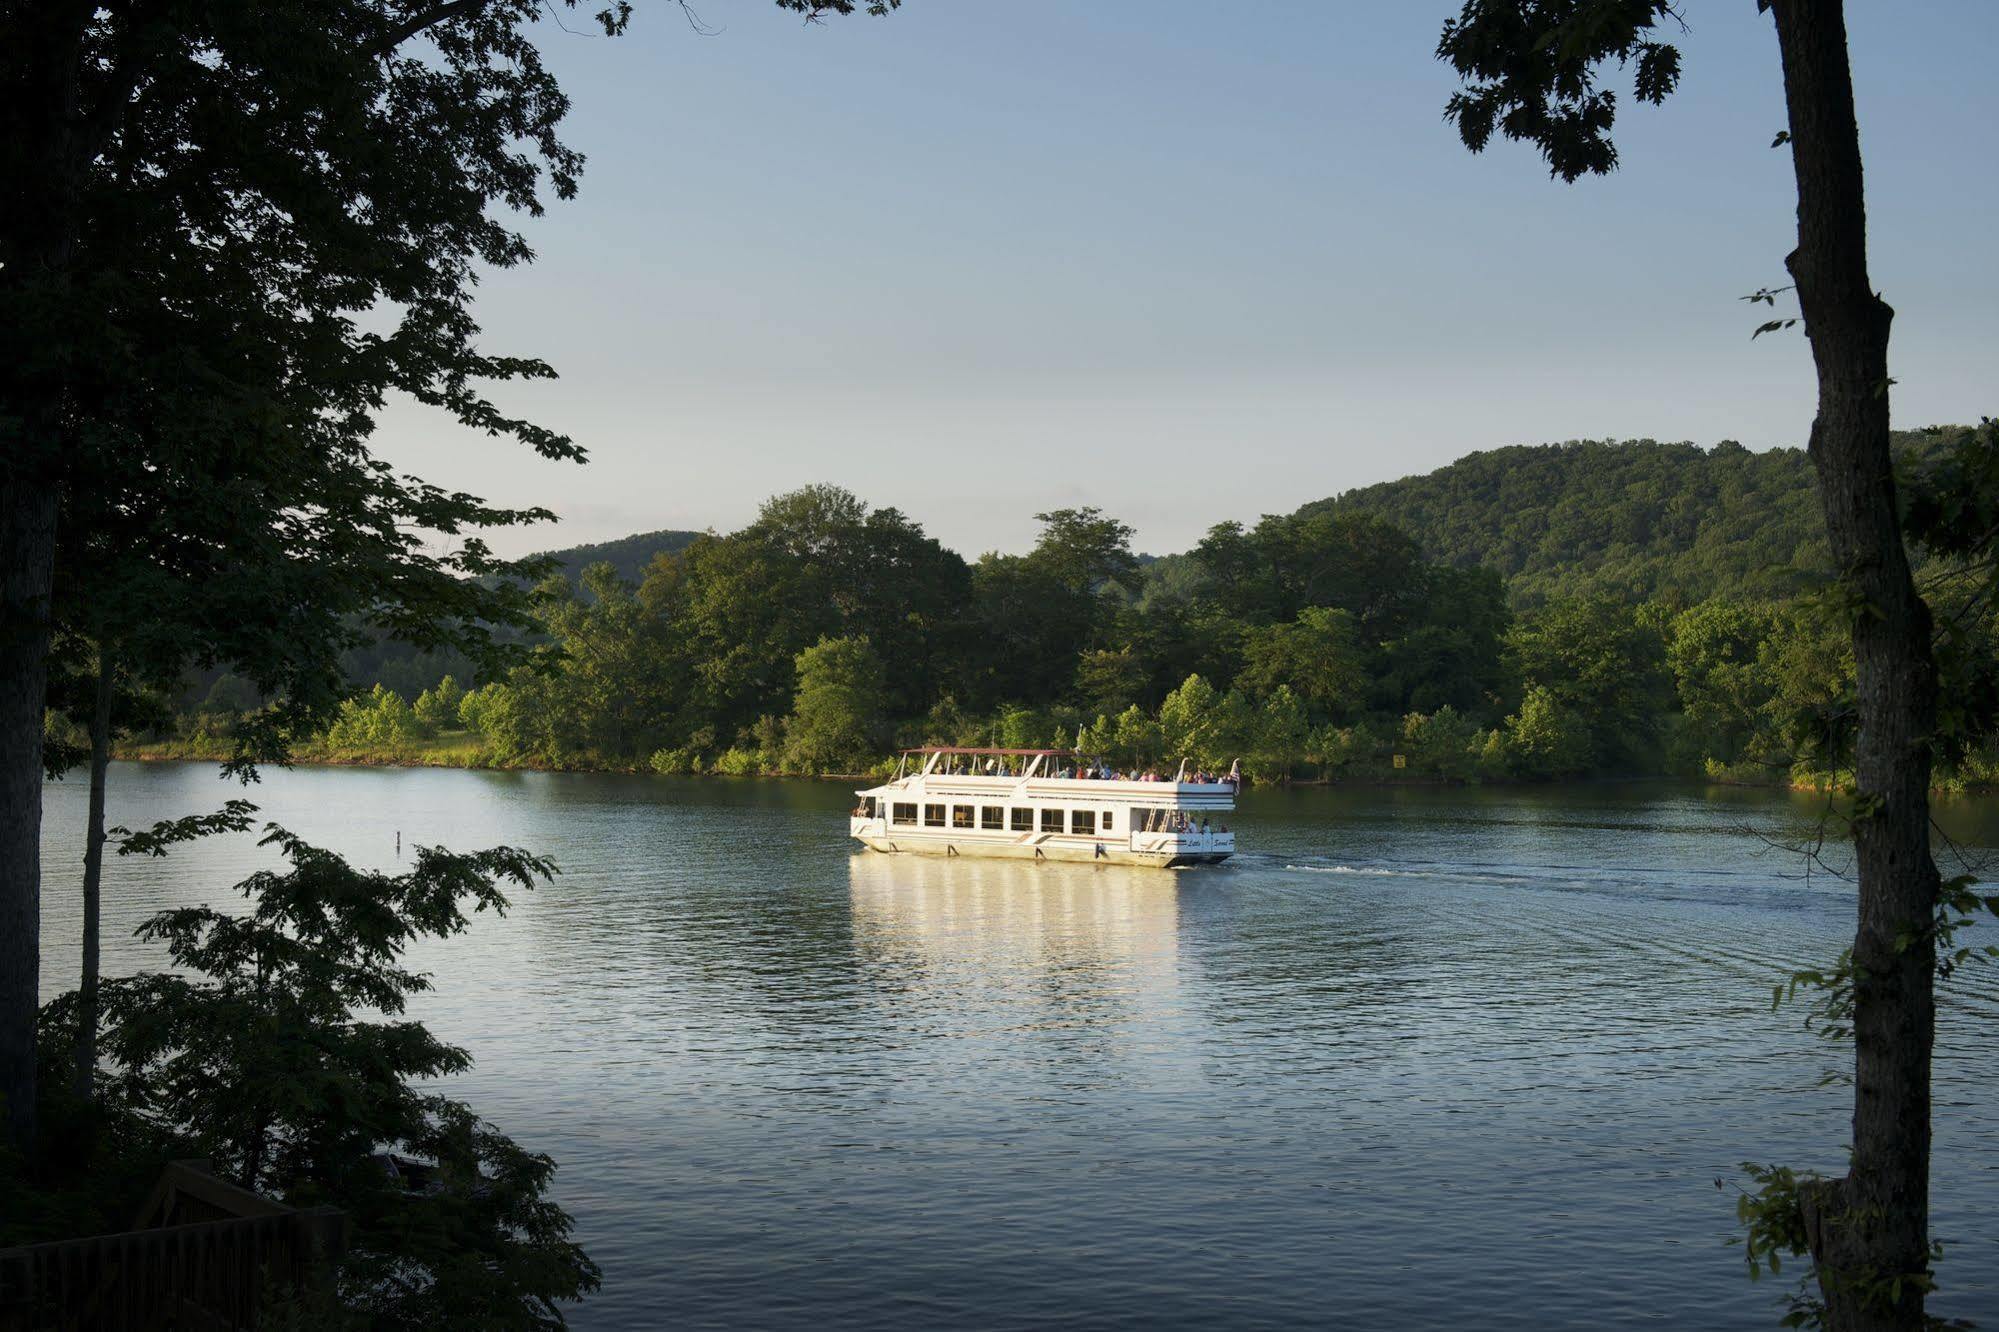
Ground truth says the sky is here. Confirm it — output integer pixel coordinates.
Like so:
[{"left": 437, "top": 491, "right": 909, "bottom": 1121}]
[{"left": 375, "top": 1, "right": 1999, "bottom": 561}]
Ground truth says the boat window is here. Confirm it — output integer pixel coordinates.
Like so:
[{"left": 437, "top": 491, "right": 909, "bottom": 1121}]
[
  {"left": 952, "top": 805, "right": 974, "bottom": 829},
  {"left": 1010, "top": 807, "right": 1033, "bottom": 831},
  {"left": 981, "top": 806, "right": 1004, "bottom": 830},
  {"left": 924, "top": 803, "right": 945, "bottom": 827},
  {"left": 892, "top": 802, "right": 917, "bottom": 826},
  {"left": 1071, "top": 809, "right": 1096, "bottom": 836},
  {"left": 1040, "top": 808, "right": 1064, "bottom": 833},
  {"left": 1101, "top": 810, "right": 1114, "bottom": 832}
]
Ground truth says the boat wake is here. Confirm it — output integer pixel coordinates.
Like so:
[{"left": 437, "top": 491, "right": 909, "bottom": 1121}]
[{"left": 1281, "top": 862, "right": 1429, "bottom": 877}]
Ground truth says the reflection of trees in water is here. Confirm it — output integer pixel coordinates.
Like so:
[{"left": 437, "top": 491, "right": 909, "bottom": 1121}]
[{"left": 845, "top": 854, "right": 1186, "bottom": 1069}]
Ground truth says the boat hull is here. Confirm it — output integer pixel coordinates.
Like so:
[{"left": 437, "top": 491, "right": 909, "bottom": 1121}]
[{"left": 852, "top": 832, "right": 1230, "bottom": 868}]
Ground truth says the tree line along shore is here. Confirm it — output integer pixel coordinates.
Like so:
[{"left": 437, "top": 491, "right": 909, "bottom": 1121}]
[{"left": 99, "top": 430, "right": 1999, "bottom": 795}]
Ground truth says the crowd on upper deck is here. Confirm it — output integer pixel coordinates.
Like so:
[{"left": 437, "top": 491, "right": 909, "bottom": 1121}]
[
  {"left": 1058, "top": 761, "right": 1233, "bottom": 786},
  {"left": 928, "top": 753, "right": 1237, "bottom": 787}
]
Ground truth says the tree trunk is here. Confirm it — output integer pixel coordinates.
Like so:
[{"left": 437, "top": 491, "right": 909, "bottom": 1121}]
[
  {"left": 71, "top": 653, "right": 114, "bottom": 1103},
  {"left": 1770, "top": 4, "right": 1941, "bottom": 1328},
  {"left": 1, "top": 0, "right": 95, "bottom": 1162},
  {"left": 0, "top": 480, "right": 56, "bottom": 1154}
]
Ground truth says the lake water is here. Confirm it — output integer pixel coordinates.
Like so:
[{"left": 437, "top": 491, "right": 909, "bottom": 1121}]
[{"left": 35, "top": 763, "right": 1999, "bottom": 1328}]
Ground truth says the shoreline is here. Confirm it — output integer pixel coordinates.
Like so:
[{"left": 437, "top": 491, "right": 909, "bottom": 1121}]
[{"left": 106, "top": 743, "right": 1997, "bottom": 797}]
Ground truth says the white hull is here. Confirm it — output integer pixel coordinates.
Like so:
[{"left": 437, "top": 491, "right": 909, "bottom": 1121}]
[{"left": 852, "top": 828, "right": 1232, "bottom": 867}]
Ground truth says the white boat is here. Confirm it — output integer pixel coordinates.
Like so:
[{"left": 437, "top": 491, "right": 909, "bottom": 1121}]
[{"left": 848, "top": 747, "right": 1236, "bottom": 867}]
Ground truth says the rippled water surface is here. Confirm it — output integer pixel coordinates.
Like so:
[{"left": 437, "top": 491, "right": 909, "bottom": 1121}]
[{"left": 37, "top": 765, "right": 1999, "bottom": 1328}]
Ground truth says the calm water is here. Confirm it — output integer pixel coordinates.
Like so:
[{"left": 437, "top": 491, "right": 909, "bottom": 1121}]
[{"left": 36, "top": 764, "right": 1999, "bottom": 1329}]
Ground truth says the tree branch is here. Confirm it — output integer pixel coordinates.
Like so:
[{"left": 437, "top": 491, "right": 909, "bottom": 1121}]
[{"left": 373, "top": 0, "right": 490, "bottom": 58}]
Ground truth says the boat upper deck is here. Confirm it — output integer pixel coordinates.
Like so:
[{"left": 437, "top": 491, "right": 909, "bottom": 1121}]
[{"left": 862, "top": 746, "right": 1238, "bottom": 809}]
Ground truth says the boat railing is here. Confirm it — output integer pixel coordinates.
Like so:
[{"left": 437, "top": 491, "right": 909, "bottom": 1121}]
[
  {"left": 900, "top": 754, "right": 1238, "bottom": 791},
  {"left": 915, "top": 773, "right": 1236, "bottom": 792}
]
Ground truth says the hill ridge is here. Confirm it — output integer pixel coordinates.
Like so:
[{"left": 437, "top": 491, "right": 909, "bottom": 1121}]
[{"left": 535, "top": 429, "right": 1965, "bottom": 607}]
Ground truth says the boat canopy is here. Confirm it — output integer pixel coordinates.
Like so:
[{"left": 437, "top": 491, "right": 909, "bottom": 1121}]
[
  {"left": 882, "top": 747, "right": 1238, "bottom": 790},
  {"left": 900, "top": 746, "right": 1073, "bottom": 757}
]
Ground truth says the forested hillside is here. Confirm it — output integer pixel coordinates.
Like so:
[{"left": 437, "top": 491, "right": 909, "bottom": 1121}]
[
  {"left": 143, "top": 429, "right": 1995, "bottom": 791},
  {"left": 1302, "top": 430, "right": 1956, "bottom": 605},
  {"left": 323, "top": 528, "right": 704, "bottom": 695},
  {"left": 537, "top": 527, "right": 703, "bottom": 587}
]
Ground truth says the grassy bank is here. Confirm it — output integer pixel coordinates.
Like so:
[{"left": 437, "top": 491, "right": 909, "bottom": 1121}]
[
  {"left": 109, "top": 728, "right": 1789, "bottom": 789},
  {"left": 113, "top": 730, "right": 876, "bottom": 779},
  {"left": 112, "top": 733, "right": 1999, "bottom": 797},
  {"left": 120, "top": 730, "right": 503, "bottom": 771}
]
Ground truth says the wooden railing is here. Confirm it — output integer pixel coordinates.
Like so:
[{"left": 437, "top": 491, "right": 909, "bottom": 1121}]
[{"left": 0, "top": 1161, "right": 345, "bottom": 1332}]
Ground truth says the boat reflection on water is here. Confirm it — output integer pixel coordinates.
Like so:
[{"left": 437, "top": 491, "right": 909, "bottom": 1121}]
[{"left": 845, "top": 851, "right": 1188, "bottom": 1039}]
